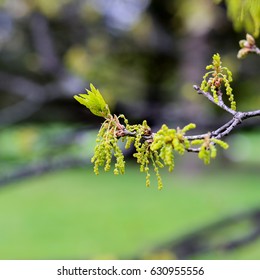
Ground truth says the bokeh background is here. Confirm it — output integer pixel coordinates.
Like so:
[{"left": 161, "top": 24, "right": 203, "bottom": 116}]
[{"left": 0, "top": 0, "right": 259, "bottom": 259}]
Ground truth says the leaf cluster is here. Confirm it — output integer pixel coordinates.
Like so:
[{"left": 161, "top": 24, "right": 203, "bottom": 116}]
[
  {"left": 216, "top": 0, "right": 260, "bottom": 37},
  {"left": 74, "top": 84, "right": 110, "bottom": 118}
]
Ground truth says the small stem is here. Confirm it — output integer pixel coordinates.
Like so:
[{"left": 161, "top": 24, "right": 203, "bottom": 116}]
[
  {"left": 214, "top": 118, "right": 240, "bottom": 139},
  {"left": 193, "top": 85, "right": 236, "bottom": 115},
  {"left": 186, "top": 134, "right": 208, "bottom": 140},
  {"left": 186, "top": 147, "right": 200, "bottom": 153},
  {"left": 212, "top": 119, "right": 234, "bottom": 136}
]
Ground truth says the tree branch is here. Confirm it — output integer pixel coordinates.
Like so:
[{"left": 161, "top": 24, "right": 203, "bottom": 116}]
[{"left": 115, "top": 85, "right": 260, "bottom": 154}]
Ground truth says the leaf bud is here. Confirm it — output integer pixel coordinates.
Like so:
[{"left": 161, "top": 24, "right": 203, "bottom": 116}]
[
  {"left": 237, "top": 48, "right": 249, "bottom": 59},
  {"left": 246, "top": 33, "right": 255, "bottom": 46}
]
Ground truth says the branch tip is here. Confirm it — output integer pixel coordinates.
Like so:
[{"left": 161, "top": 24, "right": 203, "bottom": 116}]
[{"left": 193, "top": 85, "right": 200, "bottom": 92}]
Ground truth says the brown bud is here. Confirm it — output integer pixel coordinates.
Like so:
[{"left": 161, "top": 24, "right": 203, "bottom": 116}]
[
  {"left": 214, "top": 78, "right": 222, "bottom": 87},
  {"left": 246, "top": 33, "right": 255, "bottom": 46},
  {"left": 237, "top": 48, "right": 249, "bottom": 59},
  {"left": 239, "top": 39, "right": 247, "bottom": 48}
]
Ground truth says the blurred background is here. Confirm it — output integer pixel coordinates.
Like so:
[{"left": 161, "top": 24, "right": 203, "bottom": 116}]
[{"left": 0, "top": 0, "right": 260, "bottom": 259}]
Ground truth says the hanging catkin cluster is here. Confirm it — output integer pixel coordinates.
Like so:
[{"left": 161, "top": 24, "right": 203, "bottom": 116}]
[
  {"left": 74, "top": 67, "right": 231, "bottom": 189},
  {"left": 72, "top": 26, "right": 260, "bottom": 189}
]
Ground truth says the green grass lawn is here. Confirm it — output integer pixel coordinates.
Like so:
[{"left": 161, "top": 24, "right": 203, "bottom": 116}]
[{"left": 0, "top": 164, "right": 259, "bottom": 259}]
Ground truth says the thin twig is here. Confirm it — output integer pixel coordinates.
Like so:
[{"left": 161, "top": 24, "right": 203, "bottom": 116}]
[
  {"left": 114, "top": 85, "right": 260, "bottom": 154},
  {"left": 211, "top": 119, "right": 235, "bottom": 136},
  {"left": 193, "top": 85, "right": 236, "bottom": 115}
]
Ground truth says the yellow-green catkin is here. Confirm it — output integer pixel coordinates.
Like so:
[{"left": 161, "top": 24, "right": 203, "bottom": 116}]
[
  {"left": 200, "top": 53, "right": 236, "bottom": 110},
  {"left": 91, "top": 117, "right": 126, "bottom": 176},
  {"left": 191, "top": 135, "right": 229, "bottom": 164},
  {"left": 151, "top": 123, "right": 195, "bottom": 171}
]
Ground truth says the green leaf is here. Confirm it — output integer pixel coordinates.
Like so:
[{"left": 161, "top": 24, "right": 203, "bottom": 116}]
[
  {"left": 222, "top": 0, "right": 260, "bottom": 37},
  {"left": 74, "top": 84, "right": 110, "bottom": 118}
]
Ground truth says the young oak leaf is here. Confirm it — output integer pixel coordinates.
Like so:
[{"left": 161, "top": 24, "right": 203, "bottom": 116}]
[{"left": 74, "top": 84, "right": 110, "bottom": 118}]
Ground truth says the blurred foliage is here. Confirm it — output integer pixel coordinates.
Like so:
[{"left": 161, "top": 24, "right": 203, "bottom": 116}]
[
  {"left": 27, "top": 0, "right": 71, "bottom": 18},
  {"left": 0, "top": 0, "right": 260, "bottom": 127},
  {"left": 216, "top": 0, "right": 260, "bottom": 37},
  {"left": 226, "top": 131, "right": 260, "bottom": 164},
  {"left": 0, "top": 124, "right": 96, "bottom": 176}
]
